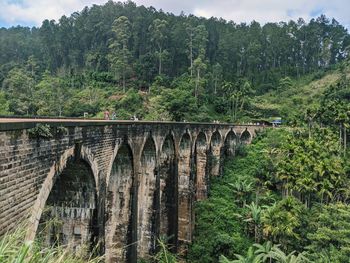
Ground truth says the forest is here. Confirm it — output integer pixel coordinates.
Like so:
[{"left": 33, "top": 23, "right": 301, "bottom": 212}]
[
  {"left": 0, "top": 0, "right": 349, "bottom": 123},
  {"left": 1, "top": 1, "right": 350, "bottom": 263},
  {"left": 187, "top": 126, "right": 350, "bottom": 263}
]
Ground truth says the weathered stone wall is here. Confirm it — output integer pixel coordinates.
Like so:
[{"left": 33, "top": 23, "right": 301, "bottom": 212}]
[
  {"left": 38, "top": 158, "right": 98, "bottom": 251},
  {"left": 0, "top": 120, "right": 262, "bottom": 262},
  {"left": 195, "top": 132, "right": 208, "bottom": 201}
]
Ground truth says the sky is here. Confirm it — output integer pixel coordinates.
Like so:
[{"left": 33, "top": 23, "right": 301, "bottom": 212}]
[{"left": 0, "top": 0, "right": 349, "bottom": 30}]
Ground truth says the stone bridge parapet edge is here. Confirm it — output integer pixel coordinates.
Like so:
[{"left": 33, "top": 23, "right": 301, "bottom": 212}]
[{"left": 0, "top": 118, "right": 262, "bottom": 131}]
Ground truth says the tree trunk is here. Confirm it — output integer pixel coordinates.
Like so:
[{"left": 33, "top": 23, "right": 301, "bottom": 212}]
[
  {"left": 231, "top": 100, "right": 234, "bottom": 121},
  {"left": 344, "top": 125, "right": 347, "bottom": 156},
  {"left": 235, "top": 97, "right": 239, "bottom": 121},
  {"left": 195, "top": 68, "right": 200, "bottom": 98},
  {"left": 159, "top": 47, "right": 162, "bottom": 75},
  {"left": 190, "top": 35, "right": 193, "bottom": 77},
  {"left": 123, "top": 69, "right": 126, "bottom": 93},
  {"left": 340, "top": 124, "right": 343, "bottom": 152},
  {"left": 214, "top": 78, "right": 217, "bottom": 95},
  {"left": 308, "top": 119, "right": 312, "bottom": 139},
  {"left": 254, "top": 225, "right": 258, "bottom": 243}
]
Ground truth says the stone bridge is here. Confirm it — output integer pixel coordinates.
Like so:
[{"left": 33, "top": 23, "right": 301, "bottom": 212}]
[{"left": 0, "top": 119, "right": 263, "bottom": 262}]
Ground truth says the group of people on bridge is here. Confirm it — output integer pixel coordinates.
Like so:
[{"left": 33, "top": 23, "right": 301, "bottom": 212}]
[{"left": 103, "top": 109, "right": 138, "bottom": 121}]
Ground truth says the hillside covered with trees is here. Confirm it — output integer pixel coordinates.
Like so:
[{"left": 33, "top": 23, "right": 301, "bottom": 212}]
[{"left": 0, "top": 0, "right": 349, "bottom": 122}]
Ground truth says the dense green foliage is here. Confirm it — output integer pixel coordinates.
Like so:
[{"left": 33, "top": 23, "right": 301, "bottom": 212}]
[
  {"left": 0, "top": 1, "right": 349, "bottom": 120},
  {"left": 188, "top": 126, "right": 350, "bottom": 263}
]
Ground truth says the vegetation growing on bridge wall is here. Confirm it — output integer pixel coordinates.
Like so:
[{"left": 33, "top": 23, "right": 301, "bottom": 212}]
[
  {"left": 28, "top": 124, "right": 54, "bottom": 139},
  {"left": 28, "top": 124, "right": 67, "bottom": 139}
]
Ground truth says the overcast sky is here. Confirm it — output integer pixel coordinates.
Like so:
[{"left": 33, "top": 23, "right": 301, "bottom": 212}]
[{"left": 0, "top": 0, "right": 349, "bottom": 30}]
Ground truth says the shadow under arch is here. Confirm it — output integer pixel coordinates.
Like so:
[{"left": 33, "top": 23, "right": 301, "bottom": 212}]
[
  {"left": 194, "top": 132, "right": 208, "bottom": 200},
  {"left": 159, "top": 133, "right": 177, "bottom": 249},
  {"left": 209, "top": 130, "right": 222, "bottom": 177},
  {"left": 177, "top": 131, "right": 193, "bottom": 247},
  {"left": 35, "top": 146, "right": 99, "bottom": 253},
  {"left": 27, "top": 146, "right": 100, "bottom": 243},
  {"left": 223, "top": 130, "right": 237, "bottom": 157},
  {"left": 105, "top": 141, "right": 134, "bottom": 263},
  {"left": 138, "top": 136, "right": 157, "bottom": 258},
  {"left": 240, "top": 129, "right": 252, "bottom": 144}
]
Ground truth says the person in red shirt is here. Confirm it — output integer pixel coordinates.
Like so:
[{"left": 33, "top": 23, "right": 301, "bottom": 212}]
[{"left": 104, "top": 109, "right": 110, "bottom": 120}]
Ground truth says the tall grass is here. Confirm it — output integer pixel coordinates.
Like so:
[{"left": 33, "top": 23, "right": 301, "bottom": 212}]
[{"left": 0, "top": 226, "right": 103, "bottom": 263}]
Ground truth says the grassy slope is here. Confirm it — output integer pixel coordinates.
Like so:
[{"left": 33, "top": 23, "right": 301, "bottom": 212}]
[{"left": 251, "top": 64, "right": 350, "bottom": 122}]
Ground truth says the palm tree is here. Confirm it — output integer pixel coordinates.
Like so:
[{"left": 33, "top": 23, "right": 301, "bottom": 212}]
[
  {"left": 219, "top": 255, "right": 234, "bottom": 263},
  {"left": 245, "top": 202, "right": 262, "bottom": 242},
  {"left": 230, "top": 180, "right": 254, "bottom": 207},
  {"left": 261, "top": 199, "right": 302, "bottom": 250},
  {"left": 304, "top": 107, "right": 317, "bottom": 139},
  {"left": 269, "top": 248, "right": 310, "bottom": 263},
  {"left": 335, "top": 111, "right": 349, "bottom": 156},
  {"left": 219, "top": 247, "right": 259, "bottom": 263},
  {"left": 254, "top": 241, "right": 281, "bottom": 263}
]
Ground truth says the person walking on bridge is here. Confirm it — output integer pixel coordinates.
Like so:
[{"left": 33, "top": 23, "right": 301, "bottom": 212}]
[
  {"left": 104, "top": 109, "right": 110, "bottom": 120},
  {"left": 111, "top": 111, "right": 117, "bottom": 120}
]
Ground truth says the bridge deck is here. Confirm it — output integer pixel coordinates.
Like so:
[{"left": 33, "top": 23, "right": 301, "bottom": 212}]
[{"left": 0, "top": 117, "right": 260, "bottom": 131}]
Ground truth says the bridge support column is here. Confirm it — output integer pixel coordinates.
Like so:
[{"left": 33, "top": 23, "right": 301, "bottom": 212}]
[
  {"left": 158, "top": 135, "right": 177, "bottom": 248},
  {"left": 105, "top": 143, "right": 134, "bottom": 263},
  {"left": 177, "top": 133, "right": 192, "bottom": 254},
  {"left": 195, "top": 133, "right": 208, "bottom": 200},
  {"left": 137, "top": 137, "right": 157, "bottom": 259},
  {"left": 210, "top": 131, "right": 222, "bottom": 177}
]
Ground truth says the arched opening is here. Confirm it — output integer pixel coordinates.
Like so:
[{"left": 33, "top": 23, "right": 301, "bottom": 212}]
[
  {"left": 223, "top": 130, "right": 237, "bottom": 157},
  {"left": 241, "top": 129, "right": 252, "bottom": 144},
  {"left": 105, "top": 142, "right": 134, "bottom": 262},
  {"left": 159, "top": 134, "right": 177, "bottom": 248},
  {"left": 38, "top": 158, "right": 98, "bottom": 253},
  {"left": 209, "top": 131, "right": 222, "bottom": 177},
  {"left": 138, "top": 136, "right": 157, "bottom": 258},
  {"left": 195, "top": 132, "right": 208, "bottom": 200},
  {"left": 178, "top": 132, "right": 193, "bottom": 247}
]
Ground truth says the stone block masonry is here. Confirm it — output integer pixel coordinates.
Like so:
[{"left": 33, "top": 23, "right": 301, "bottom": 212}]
[{"left": 0, "top": 119, "right": 262, "bottom": 262}]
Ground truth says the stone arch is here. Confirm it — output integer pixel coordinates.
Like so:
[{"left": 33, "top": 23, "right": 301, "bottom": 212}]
[
  {"left": 27, "top": 146, "right": 99, "bottom": 242},
  {"left": 177, "top": 132, "right": 193, "bottom": 247},
  {"left": 106, "top": 137, "right": 134, "bottom": 189},
  {"left": 80, "top": 146, "right": 100, "bottom": 189},
  {"left": 105, "top": 141, "right": 134, "bottom": 263},
  {"left": 240, "top": 129, "right": 252, "bottom": 144},
  {"left": 223, "top": 130, "right": 237, "bottom": 157},
  {"left": 209, "top": 130, "right": 222, "bottom": 177},
  {"left": 210, "top": 130, "right": 222, "bottom": 147},
  {"left": 36, "top": 147, "right": 99, "bottom": 252},
  {"left": 179, "top": 132, "right": 191, "bottom": 154},
  {"left": 194, "top": 132, "right": 208, "bottom": 200},
  {"left": 138, "top": 136, "right": 157, "bottom": 258},
  {"left": 159, "top": 133, "right": 177, "bottom": 246}
]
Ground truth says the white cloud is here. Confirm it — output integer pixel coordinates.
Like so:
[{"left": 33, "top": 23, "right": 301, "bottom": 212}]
[
  {"left": 188, "top": 0, "right": 349, "bottom": 27},
  {"left": 0, "top": 0, "right": 106, "bottom": 26},
  {"left": 134, "top": 0, "right": 350, "bottom": 29},
  {"left": 0, "top": 0, "right": 349, "bottom": 29}
]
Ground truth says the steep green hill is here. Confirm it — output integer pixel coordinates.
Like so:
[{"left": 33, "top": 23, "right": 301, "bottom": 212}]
[
  {"left": 250, "top": 63, "right": 350, "bottom": 123},
  {"left": 0, "top": 1, "right": 349, "bottom": 121}
]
